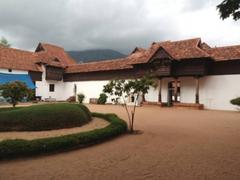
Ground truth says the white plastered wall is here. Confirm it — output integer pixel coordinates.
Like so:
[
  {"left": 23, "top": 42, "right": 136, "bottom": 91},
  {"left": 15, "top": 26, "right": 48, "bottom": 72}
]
[
  {"left": 144, "top": 75, "right": 240, "bottom": 111},
  {"left": 199, "top": 75, "right": 240, "bottom": 111},
  {"left": 35, "top": 65, "right": 240, "bottom": 111},
  {"left": 0, "top": 68, "right": 28, "bottom": 74},
  {"left": 144, "top": 77, "right": 173, "bottom": 103},
  {"left": 35, "top": 66, "right": 68, "bottom": 101}
]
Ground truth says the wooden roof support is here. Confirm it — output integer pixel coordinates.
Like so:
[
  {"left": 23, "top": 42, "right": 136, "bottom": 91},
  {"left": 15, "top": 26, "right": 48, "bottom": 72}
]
[
  {"left": 195, "top": 77, "right": 200, "bottom": 104},
  {"left": 158, "top": 78, "right": 162, "bottom": 103},
  {"left": 174, "top": 77, "right": 178, "bottom": 102}
]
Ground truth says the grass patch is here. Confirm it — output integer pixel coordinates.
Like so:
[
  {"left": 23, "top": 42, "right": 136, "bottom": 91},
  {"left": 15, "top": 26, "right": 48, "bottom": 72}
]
[
  {"left": 0, "top": 113, "right": 127, "bottom": 159},
  {"left": 0, "top": 107, "right": 23, "bottom": 112},
  {"left": 0, "top": 103, "right": 92, "bottom": 131}
]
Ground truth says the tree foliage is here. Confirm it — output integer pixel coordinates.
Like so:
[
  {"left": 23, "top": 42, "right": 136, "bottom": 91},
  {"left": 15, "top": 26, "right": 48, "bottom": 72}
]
[
  {"left": 103, "top": 77, "right": 156, "bottom": 132},
  {"left": 0, "top": 37, "right": 11, "bottom": 47},
  {"left": 217, "top": 0, "right": 240, "bottom": 20},
  {"left": 0, "top": 81, "right": 30, "bottom": 107}
]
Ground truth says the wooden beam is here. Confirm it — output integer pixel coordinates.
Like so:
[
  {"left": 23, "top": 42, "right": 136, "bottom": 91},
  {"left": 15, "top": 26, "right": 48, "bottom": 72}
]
[
  {"left": 195, "top": 77, "right": 200, "bottom": 104},
  {"left": 174, "top": 78, "right": 178, "bottom": 102},
  {"left": 158, "top": 78, "right": 162, "bottom": 103}
]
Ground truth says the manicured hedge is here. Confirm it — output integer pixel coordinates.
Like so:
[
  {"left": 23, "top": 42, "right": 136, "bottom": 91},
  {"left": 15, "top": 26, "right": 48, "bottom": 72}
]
[
  {"left": 0, "top": 113, "right": 127, "bottom": 159},
  {"left": 0, "top": 103, "right": 92, "bottom": 131}
]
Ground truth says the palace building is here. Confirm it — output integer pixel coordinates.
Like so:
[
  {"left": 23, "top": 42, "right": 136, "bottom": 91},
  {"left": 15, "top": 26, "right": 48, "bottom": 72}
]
[{"left": 0, "top": 38, "right": 240, "bottom": 111}]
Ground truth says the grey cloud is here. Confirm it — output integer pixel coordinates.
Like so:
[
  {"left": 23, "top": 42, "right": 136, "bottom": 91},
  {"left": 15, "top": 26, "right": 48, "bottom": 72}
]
[
  {"left": 0, "top": 0, "right": 238, "bottom": 54},
  {"left": 0, "top": 0, "right": 178, "bottom": 53},
  {"left": 181, "top": 0, "right": 220, "bottom": 12}
]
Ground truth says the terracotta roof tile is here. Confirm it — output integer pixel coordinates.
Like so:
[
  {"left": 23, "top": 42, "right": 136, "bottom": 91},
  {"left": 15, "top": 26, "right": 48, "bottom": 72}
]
[
  {"left": 1, "top": 38, "right": 240, "bottom": 74},
  {"left": 128, "top": 38, "right": 210, "bottom": 65},
  {"left": 65, "top": 58, "right": 132, "bottom": 73},
  {"left": 160, "top": 38, "right": 210, "bottom": 60},
  {"left": 0, "top": 47, "right": 41, "bottom": 72},
  {"left": 205, "top": 45, "right": 240, "bottom": 61},
  {"left": 35, "top": 43, "right": 77, "bottom": 67}
]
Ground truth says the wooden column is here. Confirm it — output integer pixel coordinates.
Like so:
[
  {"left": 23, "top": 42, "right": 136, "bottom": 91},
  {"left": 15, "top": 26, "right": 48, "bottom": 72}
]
[
  {"left": 158, "top": 78, "right": 162, "bottom": 103},
  {"left": 195, "top": 77, "right": 200, "bottom": 104},
  {"left": 174, "top": 78, "right": 178, "bottom": 102}
]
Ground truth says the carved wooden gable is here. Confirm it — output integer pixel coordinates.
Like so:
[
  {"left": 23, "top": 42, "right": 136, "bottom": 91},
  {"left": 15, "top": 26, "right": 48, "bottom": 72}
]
[
  {"left": 149, "top": 47, "right": 173, "bottom": 64},
  {"left": 149, "top": 48, "right": 173, "bottom": 76}
]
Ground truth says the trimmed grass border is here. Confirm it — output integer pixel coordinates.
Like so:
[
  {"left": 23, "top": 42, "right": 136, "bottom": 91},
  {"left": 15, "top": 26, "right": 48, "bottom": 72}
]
[{"left": 0, "top": 113, "right": 127, "bottom": 160}]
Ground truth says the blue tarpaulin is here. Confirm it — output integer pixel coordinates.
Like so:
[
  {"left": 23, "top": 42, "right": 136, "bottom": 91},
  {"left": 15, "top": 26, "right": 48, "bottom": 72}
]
[{"left": 0, "top": 73, "right": 35, "bottom": 89}]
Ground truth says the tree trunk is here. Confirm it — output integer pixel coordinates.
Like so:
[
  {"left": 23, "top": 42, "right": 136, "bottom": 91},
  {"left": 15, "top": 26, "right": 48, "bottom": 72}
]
[{"left": 142, "top": 93, "right": 146, "bottom": 102}]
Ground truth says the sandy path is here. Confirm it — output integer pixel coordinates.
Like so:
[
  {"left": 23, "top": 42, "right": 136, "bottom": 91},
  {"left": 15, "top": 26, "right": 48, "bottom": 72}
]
[
  {"left": 0, "top": 105, "right": 240, "bottom": 180},
  {"left": 0, "top": 117, "right": 109, "bottom": 141}
]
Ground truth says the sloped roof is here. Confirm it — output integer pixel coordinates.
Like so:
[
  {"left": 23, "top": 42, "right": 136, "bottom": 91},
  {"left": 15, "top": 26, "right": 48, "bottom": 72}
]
[
  {"left": 66, "top": 58, "right": 132, "bottom": 73},
  {"left": 161, "top": 38, "right": 210, "bottom": 60},
  {"left": 0, "top": 46, "right": 41, "bottom": 72},
  {"left": 204, "top": 45, "right": 240, "bottom": 61},
  {"left": 1, "top": 38, "right": 240, "bottom": 74},
  {"left": 127, "top": 38, "right": 211, "bottom": 65},
  {"left": 35, "top": 43, "right": 77, "bottom": 68}
]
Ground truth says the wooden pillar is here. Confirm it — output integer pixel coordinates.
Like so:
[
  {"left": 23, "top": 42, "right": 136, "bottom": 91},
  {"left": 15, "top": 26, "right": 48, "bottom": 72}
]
[
  {"left": 174, "top": 78, "right": 178, "bottom": 102},
  {"left": 158, "top": 78, "right": 162, "bottom": 103},
  {"left": 195, "top": 77, "right": 200, "bottom": 104}
]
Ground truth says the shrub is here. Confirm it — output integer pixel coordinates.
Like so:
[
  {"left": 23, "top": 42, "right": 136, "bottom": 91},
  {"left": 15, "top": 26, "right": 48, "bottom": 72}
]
[
  {"left": 97, "top": 93, "right": 108, "bottom": 104},
  {"left": 67, "top": 96, "right": 76, "bottom": 102},
  {"left": 230, "top": 97, "right": 240, "bottom": 106},
  {"left": 78, "top": 93, "right": 85, "bottom": 103},
  {"left": 0, "top": 81, "right": 30, "bottom": 107},
  {"left": 0, "top": 103, "right": 92, "bottom": 131},
  {"left": 27, "top": 89, "right": 35, "bottom": 101},
  {"left": 0, "top": 113, "right": 127, "bottom": 159}
]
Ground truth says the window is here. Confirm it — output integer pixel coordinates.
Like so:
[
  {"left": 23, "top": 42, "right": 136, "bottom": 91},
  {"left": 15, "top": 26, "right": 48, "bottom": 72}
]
[
  {"left": 49, "top": 84, "right": 55, "bottom": 92},
  {"left": 8, "top": 69, "right": 12, "bottom": 72}
]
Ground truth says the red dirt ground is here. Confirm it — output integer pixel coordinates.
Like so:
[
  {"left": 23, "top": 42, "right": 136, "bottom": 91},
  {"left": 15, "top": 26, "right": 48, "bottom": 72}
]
[{"left": 0, "top": 105, "right": 240, "bottom": 180}]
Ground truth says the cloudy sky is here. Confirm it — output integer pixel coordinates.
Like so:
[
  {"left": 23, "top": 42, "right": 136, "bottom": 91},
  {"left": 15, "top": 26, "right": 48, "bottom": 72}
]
[{"left": 0, "top": 0, "right": 239, "bottom": 54}]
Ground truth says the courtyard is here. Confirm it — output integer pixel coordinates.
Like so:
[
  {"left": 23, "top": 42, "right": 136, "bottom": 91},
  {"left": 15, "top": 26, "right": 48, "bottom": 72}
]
[{"left": 0, "top": 105, "right": 240, "bottom": 180}]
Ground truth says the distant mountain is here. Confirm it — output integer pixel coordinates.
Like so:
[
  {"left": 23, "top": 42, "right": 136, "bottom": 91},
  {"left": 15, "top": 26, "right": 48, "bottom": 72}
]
[{"left": 67, "top": 49, "right": 126, "bottom": 63}]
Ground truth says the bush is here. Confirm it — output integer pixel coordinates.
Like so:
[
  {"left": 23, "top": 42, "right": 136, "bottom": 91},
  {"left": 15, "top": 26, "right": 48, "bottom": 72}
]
[
  {"left": 97, "top": 93, "right": 108, "bottom": 104},
  {"left": 0, "top": 81, "right": 30, "bottom": 107},
  {"left": 0, "top": 103, "right": 92, "bottom": 131},
  {"left": 67, "top": 96, "right": 76, "bottom": 102},
  {"left": 230, "top": 97, "right": 240, "bottom": 106},
  {"left": 0, "top": 113, "right": 127, "bottom": 159},
  {"left": 78, "top": 93, "right": 85, "bottom": 103}
]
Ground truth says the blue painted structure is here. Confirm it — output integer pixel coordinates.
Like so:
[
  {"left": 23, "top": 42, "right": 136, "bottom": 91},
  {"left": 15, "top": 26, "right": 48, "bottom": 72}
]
[{"left": 0, "top": 73, "right": 35, "bottom": 89}]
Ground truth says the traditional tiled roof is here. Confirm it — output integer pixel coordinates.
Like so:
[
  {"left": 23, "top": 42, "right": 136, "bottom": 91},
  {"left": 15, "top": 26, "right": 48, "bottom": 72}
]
[
  {"left": 128, "top": 38, "right": 211, "bottom": 65},
  {"left": 0, "top": 46, "right": 41, "bottom": 72},
  {"left": 35, "top": 43, "right": 77, "bottom": 68},
  {"left": 204, "top": 45, "right": 240, "bottom": 61},
  {"left": 65, "top": 58, "right": 132, "bottom": 73},
  {"left": 160, "top": 38, "right": 210, "bottom": 60},
  {"left": 1, "top": 38, "right": 240, "bottom": 74}
]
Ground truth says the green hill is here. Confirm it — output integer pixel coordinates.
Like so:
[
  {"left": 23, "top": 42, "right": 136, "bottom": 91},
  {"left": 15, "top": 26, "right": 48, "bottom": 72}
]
[{"left": 67, "top": 49, "right": 126, "bottom": 63}]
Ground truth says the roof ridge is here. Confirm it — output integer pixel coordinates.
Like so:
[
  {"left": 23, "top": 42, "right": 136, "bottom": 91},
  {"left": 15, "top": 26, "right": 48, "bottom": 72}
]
[
  {"left": 195, "top": 39, "right": 210, "bottom": 57},
  {"left": 68, "top": 58, "right": 128, "bottom": 67},
  {"left": 0, "top": 46, "right": 35, "bottom": 54},
  {"left": 171, "top": 37, "right": 201, "bottom": 43},
  {"left": 211, "top": 44, "right": 240, "bottom": 49},
  {"left": 40, "top": 43, "right": 64, "bottom": 50}
]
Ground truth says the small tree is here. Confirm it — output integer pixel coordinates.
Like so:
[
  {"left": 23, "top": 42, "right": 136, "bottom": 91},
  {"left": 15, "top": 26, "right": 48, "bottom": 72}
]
[
  {"left": 103, "top": 77, "right": 156, "bottom": 133},
  {"left": 0, "top": 81, "right": 29, "bottom": 107},
  {"left": 0, "top": 37, "right": 11, "bottom": 47}
]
